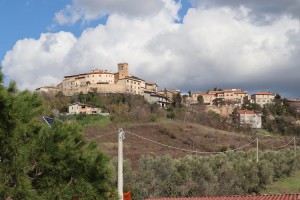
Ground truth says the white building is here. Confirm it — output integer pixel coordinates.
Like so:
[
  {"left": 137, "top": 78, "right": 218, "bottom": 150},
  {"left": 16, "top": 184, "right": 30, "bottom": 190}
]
[
  {"left": 235, "top": 110, "right": 262, "bottom": 129},
  {"left": 143, "top": 91, "right": 168, "bottom": 107},
  {"left": 68, "top": 102, "right": 102, "bottom": 115}
]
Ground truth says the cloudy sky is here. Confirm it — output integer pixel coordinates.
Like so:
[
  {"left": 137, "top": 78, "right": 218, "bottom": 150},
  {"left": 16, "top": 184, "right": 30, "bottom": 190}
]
[{"left": 1, "top": 0, "right": 300, "bottom": 97}]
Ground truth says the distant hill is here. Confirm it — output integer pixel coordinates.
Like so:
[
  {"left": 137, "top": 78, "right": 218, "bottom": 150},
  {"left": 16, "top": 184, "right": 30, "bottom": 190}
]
[{"left": 83, "top": 119, "right": 297, "bottom": 168}]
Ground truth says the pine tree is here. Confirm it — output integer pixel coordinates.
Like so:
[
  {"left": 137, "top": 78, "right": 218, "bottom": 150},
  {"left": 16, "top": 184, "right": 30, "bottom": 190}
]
[{"left": 0, "top": 70, "right": 116, "bottom": 199}]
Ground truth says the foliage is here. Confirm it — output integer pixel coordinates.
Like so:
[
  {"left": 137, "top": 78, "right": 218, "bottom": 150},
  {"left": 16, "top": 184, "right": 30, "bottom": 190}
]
[
  {"left": 172, "top": 93, "right": 182, "bottom": 108},
  {"left": 197, "top": 95, "right": 204, "bottom": 104},
  {"left": 212, "top": 98, "right": 225, "bottom": 106},
  {"left": 261, "top": 95, "right": 300, "bottom": 135},
  {"left": 242, "top": 103, "right": 262, "bottom": 112},
  {"left": 0, "top": 72, "right": 116, "bottom": 199},
  {"left": 127, "top": 148, "right": 300, "bottom": 199}
]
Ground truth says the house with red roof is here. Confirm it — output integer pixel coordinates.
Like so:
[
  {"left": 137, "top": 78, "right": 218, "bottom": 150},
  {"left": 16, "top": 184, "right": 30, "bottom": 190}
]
[{"left": 234, "top": 109, "right": 262, "bottom": 128}]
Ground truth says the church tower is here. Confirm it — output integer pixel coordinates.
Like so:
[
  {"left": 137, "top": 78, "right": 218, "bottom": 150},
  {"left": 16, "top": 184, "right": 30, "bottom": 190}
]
[{"left": 118, "top": 63, "right": 129, "bottom": 79}]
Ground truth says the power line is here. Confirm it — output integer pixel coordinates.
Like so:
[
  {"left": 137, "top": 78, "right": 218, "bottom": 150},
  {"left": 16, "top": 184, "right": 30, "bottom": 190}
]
[
  {"left": 259, "top": 138, "right": 295, "bottom": 149},
  {"left": 126, "top": 131, "right": 257, "bottom": 155}
]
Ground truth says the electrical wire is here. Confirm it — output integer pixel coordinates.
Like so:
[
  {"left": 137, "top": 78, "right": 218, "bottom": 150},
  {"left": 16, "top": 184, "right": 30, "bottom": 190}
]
[
  {"left": 125, "top": 131, "right": 257, "bottom": 155},
  {"left": 259, "top": 138, "right": 295, "bottom": 149}
]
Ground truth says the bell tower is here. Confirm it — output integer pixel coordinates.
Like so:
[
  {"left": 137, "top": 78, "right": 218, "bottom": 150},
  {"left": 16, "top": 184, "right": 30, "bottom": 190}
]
[{"left": 118, "top": 63, "right": 129, "bottom": 79}]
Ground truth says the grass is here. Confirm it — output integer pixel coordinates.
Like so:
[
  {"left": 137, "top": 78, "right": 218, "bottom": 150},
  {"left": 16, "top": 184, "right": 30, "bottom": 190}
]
[
  {"left": 62, "top": 114, "right": 111, "bottom": 127},
  {"left": 262, "top": 171, "right": 300, "bottom": 194}
]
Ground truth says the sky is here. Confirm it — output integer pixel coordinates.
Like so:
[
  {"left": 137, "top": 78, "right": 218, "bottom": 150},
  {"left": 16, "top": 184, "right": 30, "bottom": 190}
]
[{"left": 1, "top": 0, "right": 300, "bottom": 98}]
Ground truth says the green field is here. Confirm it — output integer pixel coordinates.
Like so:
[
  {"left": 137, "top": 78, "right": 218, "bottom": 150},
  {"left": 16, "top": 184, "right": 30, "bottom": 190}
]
[{"left": 263, "top": 171, "right": 300, "bottom": 194}]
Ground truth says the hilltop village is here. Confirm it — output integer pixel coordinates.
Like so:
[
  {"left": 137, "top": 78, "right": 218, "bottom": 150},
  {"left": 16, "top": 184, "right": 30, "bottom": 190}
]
[
  {"left": 36, "top": 62, "right": 286, "bottom": 107},
  {"left": 36, "top": 63, "right": 300, "bottom": 129}
]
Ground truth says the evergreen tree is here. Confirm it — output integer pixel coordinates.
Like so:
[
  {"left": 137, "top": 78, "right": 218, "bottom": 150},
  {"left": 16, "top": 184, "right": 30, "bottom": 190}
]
[{"left": 0, "top": 71, "right": 115, "bottom": 199}]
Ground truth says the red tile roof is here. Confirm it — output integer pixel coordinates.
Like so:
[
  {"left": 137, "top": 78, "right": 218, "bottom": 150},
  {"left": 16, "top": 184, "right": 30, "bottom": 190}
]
[
  {"left": 146, "top": 194, "right": 300, "bottom": 200},
  {"left": 288, "top": 99, "right": 300, "bottom": 102},
  {"left": 255, "top": 92, "right": 274, "bottom": 95}
]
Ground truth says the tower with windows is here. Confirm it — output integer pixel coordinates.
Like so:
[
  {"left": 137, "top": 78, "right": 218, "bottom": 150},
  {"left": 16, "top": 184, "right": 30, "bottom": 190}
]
[{"left": 118, "top": 63, "right": 129, "bottom": 79}]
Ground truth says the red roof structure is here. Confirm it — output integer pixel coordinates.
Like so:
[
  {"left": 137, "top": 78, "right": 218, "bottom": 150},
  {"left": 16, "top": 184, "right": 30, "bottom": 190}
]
[
  {"left": 146, "top": 194, "right": 300, "bottom": 200},
  {"left": 255, "top": 92, "right": 274, "bottom": 95}
]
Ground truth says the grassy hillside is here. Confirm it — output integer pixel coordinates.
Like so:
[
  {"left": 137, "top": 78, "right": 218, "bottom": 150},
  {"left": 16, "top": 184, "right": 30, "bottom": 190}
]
[
  {"left": 263, "top": 171, "right": 300, "bottom": 194},
  {"left": 82, "top": 117, "right": 297, "bottom": 168}
]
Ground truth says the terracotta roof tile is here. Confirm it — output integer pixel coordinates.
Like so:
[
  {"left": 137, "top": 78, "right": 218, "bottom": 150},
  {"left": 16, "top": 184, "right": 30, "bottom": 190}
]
[
  {"left": 146, "top": 194, "right": 300, "bottom": 200},
  {"left": 255, "top": 92, "right": 274, "bottom": 95}
]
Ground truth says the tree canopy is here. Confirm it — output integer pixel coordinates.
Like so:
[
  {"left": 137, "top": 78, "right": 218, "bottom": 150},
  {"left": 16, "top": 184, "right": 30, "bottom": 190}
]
[{"left": 0, "top": 71, "right": 115, "bottom": 199}]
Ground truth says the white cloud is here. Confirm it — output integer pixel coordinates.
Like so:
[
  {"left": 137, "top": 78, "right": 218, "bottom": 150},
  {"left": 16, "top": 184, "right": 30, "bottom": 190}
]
[
  {"left": 2, "top": 32, "right": 77, "bottom": 89},
  {"left": 54, "top": 0, "right": 167, "bottom": 25},
  {"left": 2, "top": 1, "right": 300, "bottom": 97}
]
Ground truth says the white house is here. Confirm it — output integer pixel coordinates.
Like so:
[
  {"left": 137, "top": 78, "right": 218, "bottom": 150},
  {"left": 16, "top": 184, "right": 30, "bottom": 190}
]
[
  {"left": 143, "top": 91, "right": 169, "bottom": 107},
  {"left": 235, "top": 110, "right": 262, "bottom": 129},
  {"left": 68, "top": 102, "right": 102, "bottom": 115}
]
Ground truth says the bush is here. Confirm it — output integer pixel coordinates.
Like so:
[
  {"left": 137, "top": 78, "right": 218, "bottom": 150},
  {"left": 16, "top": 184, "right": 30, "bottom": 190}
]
[{"left": 127, "top": 148, "right": 300, "bottom": 199}]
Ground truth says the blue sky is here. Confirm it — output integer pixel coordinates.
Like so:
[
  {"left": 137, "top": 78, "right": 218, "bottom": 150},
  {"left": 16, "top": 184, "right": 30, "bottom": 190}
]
[
  {"left": 0, "top": 0, "right": 190, "bottom": 61},
  {"left": 0, "top": 0, "right": 87, "bottom": 61},
  {"left": 1, "top": 0, "right": 300, "bottom": 97}
]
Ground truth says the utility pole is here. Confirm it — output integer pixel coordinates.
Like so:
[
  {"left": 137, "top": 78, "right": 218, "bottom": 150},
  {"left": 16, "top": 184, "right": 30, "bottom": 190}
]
[
  {"left": 118, "top": 128, "right": 125, "bottom": 200},
  {"left": 256, "top": 138, "right": 259, "bottom": 163},
  {"left": 294, "top": 137, "right": 297, "bottom": 157}
]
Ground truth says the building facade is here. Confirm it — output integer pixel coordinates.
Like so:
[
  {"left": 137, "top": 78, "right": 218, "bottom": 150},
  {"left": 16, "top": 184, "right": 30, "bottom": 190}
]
[
  {"left": 251, "top": 92, "right": 275, "bottom": 106},
  {"left": 192, "top": 89, "right": 249, "bottom": 106},
  {"left": 144, "top": 91, "right": 168, "bottom": 107},
  {"left": 68, "top": 102, "right": 102, "bottom": 115},
  {"left": 54, "top": 63, "right": 153, "bottom": 97},
  {"left": 235, "top": 110, "right": 262, "bottom": 129}
]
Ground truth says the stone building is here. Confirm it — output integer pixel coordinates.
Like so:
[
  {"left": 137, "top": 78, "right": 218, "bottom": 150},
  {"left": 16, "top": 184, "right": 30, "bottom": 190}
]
[
  {"left": 234, "top": 109, "right": 262, "bottom": 129},
  {"left": 68, "top": 102, "right": 102, "bottom": 115},
  {"left": 192, "top": 89, "right": 249, "bottom": 106},
  {"left": 251, "top": 92, "right": 275, "bottom": 106},
  {"left": 56, "top": 63, "right": 150, "bottom": 96}
]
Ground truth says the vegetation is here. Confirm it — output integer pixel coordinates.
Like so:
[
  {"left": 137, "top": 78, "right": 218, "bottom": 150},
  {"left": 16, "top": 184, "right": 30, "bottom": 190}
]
[
  {"left": 0, "top": 71, "right": 116, "bottom": 199},
  {"left": 263, "top": 171, "right": 300, "bottom": 194},
  {"left": 261, "top": 94, "right": 300, "bottom": 135},
  {"left": 124, "top": 148, "right": 300, "bottom": 199},
  {"left": 3, "top": 59, "right": 300, "bottom": 200}
]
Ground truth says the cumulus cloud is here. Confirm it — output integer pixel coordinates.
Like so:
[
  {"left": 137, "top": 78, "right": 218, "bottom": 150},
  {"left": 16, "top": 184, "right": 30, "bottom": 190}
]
[
  {"left": 2, "top": 0, "right": 300, "bottom": 97},
  {"left": 2, "top": 32, "right": 77, "bottom": 90},
  {"left": 54, "top": 0, "right": 166, "bottom": 25}
]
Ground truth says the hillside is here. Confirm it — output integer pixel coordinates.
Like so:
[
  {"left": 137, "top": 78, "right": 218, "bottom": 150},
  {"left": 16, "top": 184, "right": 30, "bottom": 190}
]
[{"left": 83, "top": 119, "right": 297, "bottom": 168}]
